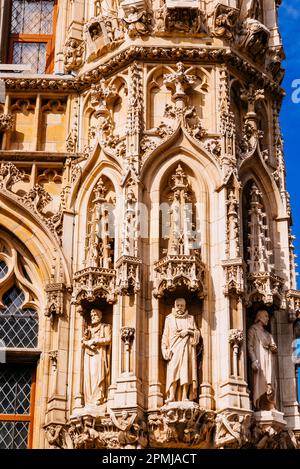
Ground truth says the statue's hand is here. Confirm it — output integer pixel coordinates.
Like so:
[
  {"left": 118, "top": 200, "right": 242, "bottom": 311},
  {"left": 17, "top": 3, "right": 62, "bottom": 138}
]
[
  {"left": 251, "top": 360, "right": 260, "bottom": 371},
  {"left": 269, "top": 343, "right": 278, "bottom": 353},
  {"left": 179, "top": 330, "right": 189, "bottom": 338}
]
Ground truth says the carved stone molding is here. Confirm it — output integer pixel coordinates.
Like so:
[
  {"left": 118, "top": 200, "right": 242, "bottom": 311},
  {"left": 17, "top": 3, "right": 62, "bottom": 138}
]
[
  {"left": 72, "top": 267, "right": 117, "bottom": 305},
  {"left": 3, "top": 47, "right": 283, "bottom": 99},
  {"left": 44, "top": 411, "right": 298, "bottom": 449},
  {"left": 153, "top": 254, "right": 206, "bottom": 299},
  {"left": 115, "top": 256, "right": 141, "bottom": 295},
  {"left": 45, "top": 283, "right": 66, "bottom": 318}
]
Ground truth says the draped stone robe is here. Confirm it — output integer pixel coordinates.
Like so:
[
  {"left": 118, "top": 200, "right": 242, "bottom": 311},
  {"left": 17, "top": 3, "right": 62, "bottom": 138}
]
[
  {"left": 83, "top": 322, "right": 111, "bottom": 406},
  {"left": 161, "top": 312, "right": 200, "bottom": 400},
  {"left": 247, "top": 323, "right": 277, "bottom": 410}
]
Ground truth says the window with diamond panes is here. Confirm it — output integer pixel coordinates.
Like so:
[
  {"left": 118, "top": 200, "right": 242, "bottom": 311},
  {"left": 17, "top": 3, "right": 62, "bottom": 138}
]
[
  {"left": 0, "top": 261, "right": 8, "bottom": 280},
  {"left": 8, "top": 0, "right": 57, "bottom": 73},
  {"left": 0, "top": 364, "right": 36, "bottom": 449},
  {"left": 0, "top": 286, "right": 38, "bottom": 349}
]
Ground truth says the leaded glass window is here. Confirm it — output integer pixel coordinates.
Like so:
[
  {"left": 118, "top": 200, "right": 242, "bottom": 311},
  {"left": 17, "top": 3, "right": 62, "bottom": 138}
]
[
  {"left": 10, "top": 0, "right": 54, "bottom": 35},
  {"left": 0, "top": 262, "right": 8, "bottom": 280},
  {"left": 0, "top": 286, "right": 38, "bottom": 348},
  {"left": 12, "top": 42, "right": 47, "bottom": 75},
  {"left": 0, "top": 364, "right": 35, "bottom": 449},
  {"left": 8, "top": 0, "right": 56, "bottom": 74}
]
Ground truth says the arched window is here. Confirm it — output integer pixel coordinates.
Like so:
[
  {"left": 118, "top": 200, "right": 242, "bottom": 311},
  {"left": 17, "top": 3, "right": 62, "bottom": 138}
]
[
  {"left": 0, "top": 286, "right": 38, "bottom": 349},
  {"left": 0, "top": 236, "right": 40, "bottom": 449}
]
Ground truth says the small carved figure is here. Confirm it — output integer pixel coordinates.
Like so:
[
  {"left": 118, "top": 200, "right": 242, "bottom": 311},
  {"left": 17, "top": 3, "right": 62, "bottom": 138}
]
[
  {"left": 161, "top": 298, "right": 200, "bottom": 402},
  {"left": 123, "top": 6, "right": 149, "bottom": 37},
  {"left": 247, "top": 310, "right": 278, "bottom": 410}
]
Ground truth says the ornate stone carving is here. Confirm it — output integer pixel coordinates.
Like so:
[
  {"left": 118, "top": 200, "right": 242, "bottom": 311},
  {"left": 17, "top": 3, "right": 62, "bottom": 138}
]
[
  {"left": 245, "top": 183, "right": 284, "bottom": 307},
  {"left": 248, "top": 310, "right": 278, "bottom": 411},
  {"left": 22, "top": 184, "right": 52, "bottom": 213},
  {"left": 82, "top": 308, "right": 112, "bottom": 408},
  {"left": 48, "top": 350, "right": 58, "bottom": 372},
  {"left": 222, "top": 260, "right": 244, "bottom": 297},
  {"left": 121, "top": 327, "right": 135, "bottom": 374},
  {"left": 213, "top": 5, "right": 239, "bottom": 41},
  {"left": 44, "top": 424, "right": 73, "bottom": 449},
  {"left": 154, "top": 165, "right": 206, "bottom": 298},
  {"left": 164, "top": 62, "right": 196, "bottom": 107},
  {"left": 68, "top": 412, "right": 147, "bottom": 449},
  {"left": 229, "top": 329, "right": 244, "bottom": 378},
  {"left": 183, "top": 106, "right": 207, "bottom": 141},
  {"left": 154, "top": 6, "right": 206, "bottom": 35},
  {"left": 84, "top": 14, "right": 124, "bottom": 61},
  {"left": 63, "top": 38, "right": 85, "bottom": 73},
  {"left": 238, "top": 18, "right": 270, "bottom": 59},
  {"left": 0, "top": 162, "right": 24, "bottom": 190},
  {"left": 122, "top": 6, "right": 152, "bottom": 37},
  {"left": 115, "top": 256, "right": 141, "bottom": 295},
  {"left": 73, "top": 267, "right": 116, "bottom": 304},
  {"left": 45, "top": 283, "right": 66, "bottom": 319},
  {"left": 161, "top": 298, "right": 201, "bottom": 403},
  {"left": 0, "top": 113, "right": 15, "bottom": 132},
  {"left": 154, "top": 254, "right": 206, "bottom": 299},
  {"left": 286, "top": 289, "right": 300, "bottom": 323},
  {"left": 214, "top": 412, "right": 252, "bottom": 449},
  {"left": 148, "top": 403, "right": 215, "bottom": 448}
]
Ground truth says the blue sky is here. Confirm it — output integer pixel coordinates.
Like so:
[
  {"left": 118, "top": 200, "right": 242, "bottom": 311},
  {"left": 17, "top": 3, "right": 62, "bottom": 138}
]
[{"left": 279, "top": 0, "right": 300, "bottom": 287}]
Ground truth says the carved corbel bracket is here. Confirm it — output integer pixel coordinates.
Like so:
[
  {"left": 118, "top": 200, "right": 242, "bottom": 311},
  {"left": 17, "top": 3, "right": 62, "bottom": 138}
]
[{"left": 45, "top": 283, "right": 66, "bottom": 319}]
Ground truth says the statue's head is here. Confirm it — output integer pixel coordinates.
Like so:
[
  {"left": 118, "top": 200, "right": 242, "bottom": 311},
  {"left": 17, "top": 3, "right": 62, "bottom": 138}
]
[
  {"left": 90, "top": 308, "right": 102, "bottom": 325},
  {"left": 254, "top": 309, "right": 269, "bottom": 326},
  {"left": 174, "top": 298, "right": 186, "bottom": 315}
]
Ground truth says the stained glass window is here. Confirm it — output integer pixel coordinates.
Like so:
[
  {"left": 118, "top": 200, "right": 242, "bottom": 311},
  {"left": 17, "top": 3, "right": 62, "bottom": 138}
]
[
  {"left": 0, "top": 364, "right": 35, "bottom": 449},
  {"left": 0, "top": 286, "right": 38, "bottom": 348}
]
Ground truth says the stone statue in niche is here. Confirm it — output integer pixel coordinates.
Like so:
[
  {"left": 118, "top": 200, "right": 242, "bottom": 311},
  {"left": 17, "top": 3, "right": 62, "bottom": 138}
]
[
  {"left": 161, "top": 298, "right": 201, "bottom": 402},
  {"left": 82, "top": 308, "right": 112, "bottom": 407},
  {"left": 247, "top": 310, "right": 278, "bottom": 411}
]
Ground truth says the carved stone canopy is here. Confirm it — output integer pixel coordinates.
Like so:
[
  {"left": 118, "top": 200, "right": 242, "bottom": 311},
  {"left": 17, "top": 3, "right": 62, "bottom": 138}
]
[
  {"left": 153, "top": 254, "right": 206, "bottom": 299},
  {"left": 73, "top": 266, "right": 117, "bottom": 305}
]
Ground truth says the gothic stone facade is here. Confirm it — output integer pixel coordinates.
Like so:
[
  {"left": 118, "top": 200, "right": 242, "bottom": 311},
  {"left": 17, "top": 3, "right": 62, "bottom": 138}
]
[{"left": 0, "top": 0, "right": 300, "bottom": 450}]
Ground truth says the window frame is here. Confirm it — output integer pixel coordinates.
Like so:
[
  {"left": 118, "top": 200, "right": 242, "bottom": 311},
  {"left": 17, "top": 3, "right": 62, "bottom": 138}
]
[
  {"left": 0, "top": 364, "right": 36, "bottom": 449},
  {"left": 7, "top": 0, "right": 58, "bottom": 74}
]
